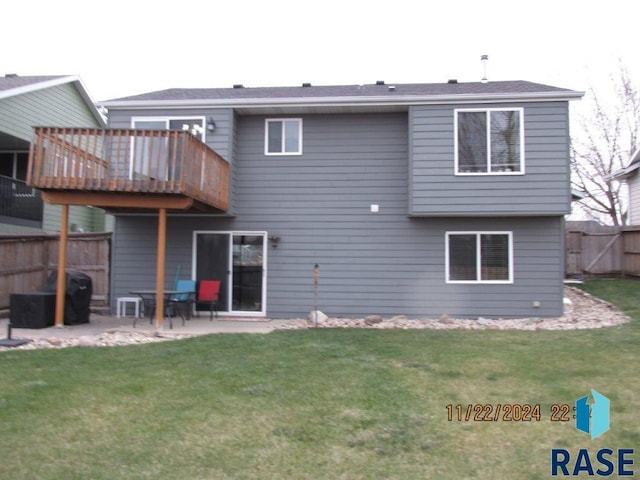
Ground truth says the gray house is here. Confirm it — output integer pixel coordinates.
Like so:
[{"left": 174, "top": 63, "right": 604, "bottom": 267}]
[
  {"left": 31, "top": 80, "right": 582, "bottom": 320},
  {"left": 0, "top": 74, "right": 110, "bottom": 233}
]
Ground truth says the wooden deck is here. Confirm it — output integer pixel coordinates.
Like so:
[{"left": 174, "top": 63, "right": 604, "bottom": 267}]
[{"left": 27, "top": 127, "right": 229, "bottom": 212}]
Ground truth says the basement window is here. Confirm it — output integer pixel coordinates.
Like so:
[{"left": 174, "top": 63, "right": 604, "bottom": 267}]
[{"left": 446, "top": 232, "right": 513, "bottom": 283}]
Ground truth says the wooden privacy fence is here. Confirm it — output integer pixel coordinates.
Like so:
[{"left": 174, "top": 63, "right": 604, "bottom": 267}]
[
  {"left": 566, "top": 225, "right": 640, "bottom": 277},
  {"left": 0, "top": 232, "right": 111, "bottom": 309}
]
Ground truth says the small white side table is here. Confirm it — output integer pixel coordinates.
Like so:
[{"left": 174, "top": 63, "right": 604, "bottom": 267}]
[{"left": 117, "top": 297, "right": 142, "bottom": 318}]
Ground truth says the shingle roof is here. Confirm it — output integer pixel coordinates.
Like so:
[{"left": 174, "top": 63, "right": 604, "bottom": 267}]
[
  {"left": 0, "top": 75, "right": 67, "bottom": 93},
  {"left": 103, "top": 80, "right": 581, "bottom": 105}
]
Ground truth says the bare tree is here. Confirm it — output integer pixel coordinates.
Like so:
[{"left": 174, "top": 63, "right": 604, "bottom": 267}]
[{"left": 571, "top": 64, "right": 640, "bottom": 226}]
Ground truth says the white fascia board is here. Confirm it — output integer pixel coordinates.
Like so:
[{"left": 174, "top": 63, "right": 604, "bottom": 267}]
[
  {"left": 100, "top": 90, "right": 585, "bottom": 110},
  {"left": 72, "top": 77, "right": 108, "bottom": 127},
  {"left": 611, "top": 163, "right": 640, "bottom": 180},
  {"left": 611, "top": 146, "right": 640, "bottom": 180}
]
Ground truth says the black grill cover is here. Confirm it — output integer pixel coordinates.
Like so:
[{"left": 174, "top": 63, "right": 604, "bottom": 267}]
[{"left": 45, "top": 270, "right": 92, "bottom": 324}]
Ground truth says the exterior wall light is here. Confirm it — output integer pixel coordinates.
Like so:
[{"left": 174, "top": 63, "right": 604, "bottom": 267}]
[
  {"left": 207, "top": 118, "right": 216, "bottom": 132},
  {"left": 268, "top": 235, "right": 281, "bottom": 248}
]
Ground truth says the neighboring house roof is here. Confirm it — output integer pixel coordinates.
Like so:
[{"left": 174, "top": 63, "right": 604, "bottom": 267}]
[
  {"left": 100, "top": 80, "right": 583, "bottom": 111},
  {"left": 0, "top": 74, "right": 106, "bottom": 126},
  {"left": 612, "top": 146, "right": 640, "bottom": 180},
  {"left": 571, "top": 189, "right": 586, "bottom": 201}
]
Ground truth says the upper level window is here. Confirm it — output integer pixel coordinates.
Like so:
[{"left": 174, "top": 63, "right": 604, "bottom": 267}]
[
  {"left": 265, "top": 119, "right": 302, "bottom": 155},
  {"left": 446, "top": 232, "right": 513, "bottom": 284},
  {"left": 455, "top": 108, "right": 524, "bottom": 174}
]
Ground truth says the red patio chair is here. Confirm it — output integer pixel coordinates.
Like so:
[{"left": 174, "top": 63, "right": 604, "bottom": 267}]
[{"left": 197, "top": 280, "right": 221, "bottom": 320}]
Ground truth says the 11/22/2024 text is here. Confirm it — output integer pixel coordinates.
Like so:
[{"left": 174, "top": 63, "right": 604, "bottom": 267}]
[{"left": 446, "top": 404, "right": 573, "bottom": 422}]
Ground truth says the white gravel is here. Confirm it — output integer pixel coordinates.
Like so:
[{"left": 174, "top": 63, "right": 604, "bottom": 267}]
[
  {"left": 0, "top": 287, "right": 631, "bottom": 351},
  {"left": 275, "top": 287, "right": 631, "bottom": 331}
]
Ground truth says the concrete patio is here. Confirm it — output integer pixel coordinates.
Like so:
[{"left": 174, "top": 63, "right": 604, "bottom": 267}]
[{"left": 0, "top": 312, "right": 293, "bottom": 343}]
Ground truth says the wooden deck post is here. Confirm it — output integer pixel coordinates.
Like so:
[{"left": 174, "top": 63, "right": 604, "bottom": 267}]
[
  {"left": 55, "top": 204, "right": 69, "bottom": 327},
  {"left": 155, "top": 208, "right": 167, "bottom": 329}
]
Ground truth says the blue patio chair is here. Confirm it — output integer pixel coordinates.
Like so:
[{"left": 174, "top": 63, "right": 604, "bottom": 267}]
[{"left": 168, "top": 279, "right": 196, "bottom": 325}]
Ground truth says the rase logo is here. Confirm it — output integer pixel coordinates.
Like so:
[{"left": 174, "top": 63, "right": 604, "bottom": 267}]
[
  {"left": 551, "top": 449, "right": 635, "bottom": 477},
  {"left": 575, "top": 389, "right": 610, "bottom": 440},
  {"left": 551, "top": 390, "right": 635, "bottom": 477}
]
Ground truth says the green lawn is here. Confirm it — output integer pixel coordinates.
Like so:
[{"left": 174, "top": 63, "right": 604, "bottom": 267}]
[{"left": 0, "top": 279, "right": 638, "bottom": 479}]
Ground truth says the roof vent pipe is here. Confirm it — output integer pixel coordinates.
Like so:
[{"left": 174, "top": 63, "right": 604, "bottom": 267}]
[{"left": 481, "top": 54, "right": 489, "bottom": 83}]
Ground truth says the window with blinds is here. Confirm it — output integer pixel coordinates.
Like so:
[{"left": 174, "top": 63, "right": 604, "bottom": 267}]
[{"left": 446, "top": 232, "right": 513, "bottom": 283}]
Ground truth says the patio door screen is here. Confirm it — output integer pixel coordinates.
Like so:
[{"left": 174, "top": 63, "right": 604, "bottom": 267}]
[{"left": 194, "top": 232, "right": 267, "bottom": 315}]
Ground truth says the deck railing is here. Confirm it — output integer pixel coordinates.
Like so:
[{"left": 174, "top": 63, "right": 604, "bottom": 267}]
[{"left": 27, "top": 127, "right": 229, "bottom": 211}]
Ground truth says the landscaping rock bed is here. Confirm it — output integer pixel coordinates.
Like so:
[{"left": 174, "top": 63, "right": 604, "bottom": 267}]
[
  {"left": 276, "top": 287, "right": 631, "bottom": 331},
  {"left": 0, "top": 287, "right": 631, "bottom": 351},
  {"left": 0, "top": 330, "right": 195, "bottom": 352}
]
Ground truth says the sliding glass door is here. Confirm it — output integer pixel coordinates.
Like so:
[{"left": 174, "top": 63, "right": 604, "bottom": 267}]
[
  {"left": 195, "top": 233, "right": 231, "bottom": 312},
  {"left": 232, "top": 235, "right": 265, "bottom": 312},
  {"left": 131, "top": 119, "right": 166, "bottom": 179},
  {"left": 194, "top": 232, "right": 266, "bottom": 315},
  {"left": 131, "top": 117, "right": 205, "bottom": 180}
]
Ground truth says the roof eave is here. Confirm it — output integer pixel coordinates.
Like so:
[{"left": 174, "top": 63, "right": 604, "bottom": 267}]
[
  {"left": 612, "top": 163, "right": 640, "bottom": 180},
  {"left": 72, "top": 77, "right": 108, "bottom": 127},
  {"left": 100, "top": 90, "right": 585, "bottom": 110},
  {"left": 611, "top": 146, "right": 640, "bottom": 180}
]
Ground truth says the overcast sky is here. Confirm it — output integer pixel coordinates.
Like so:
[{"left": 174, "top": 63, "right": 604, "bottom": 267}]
[{"left": 2, "top": 0, "right": 638, "bottom": 110}]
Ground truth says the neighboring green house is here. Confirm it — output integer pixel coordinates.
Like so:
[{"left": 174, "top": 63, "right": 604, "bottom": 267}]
[{"left": 0, "top": 74, "right": 111, "bottom": 233}]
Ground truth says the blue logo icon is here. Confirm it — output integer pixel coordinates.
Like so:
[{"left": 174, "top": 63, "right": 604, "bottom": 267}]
[{"left": 575, "top": 389, "right": 610, "bottom": 439}]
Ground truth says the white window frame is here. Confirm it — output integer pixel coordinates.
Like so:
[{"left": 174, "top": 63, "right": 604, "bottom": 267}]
[
  {"left": 131, "top": 116, "right": 206, "bottom": 139},
  {"left": 264, "top": 118, "right": 303, "bottom": 156},
  {"left": 445, "top": 231, "right": 514, "bottom": 284},
  {"left": 130, "top": 116, "right": 206, "bottom": 180},
  {"left": 192, "top": 230, "right": 268, "bottom": 317},
  {"left": 454, "top": 108, "right": 525, "bottom": 176}
]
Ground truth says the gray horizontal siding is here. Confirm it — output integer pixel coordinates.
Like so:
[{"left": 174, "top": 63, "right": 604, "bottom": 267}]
[
  {"left": 111, "top": 215, "right": 563, "bottom": 319},
  {"left": 111, "top": 112, "right": 564, "bottom": 318},
  {"left": 409, "top": 102, "right": 571, "bottom": 216}
]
